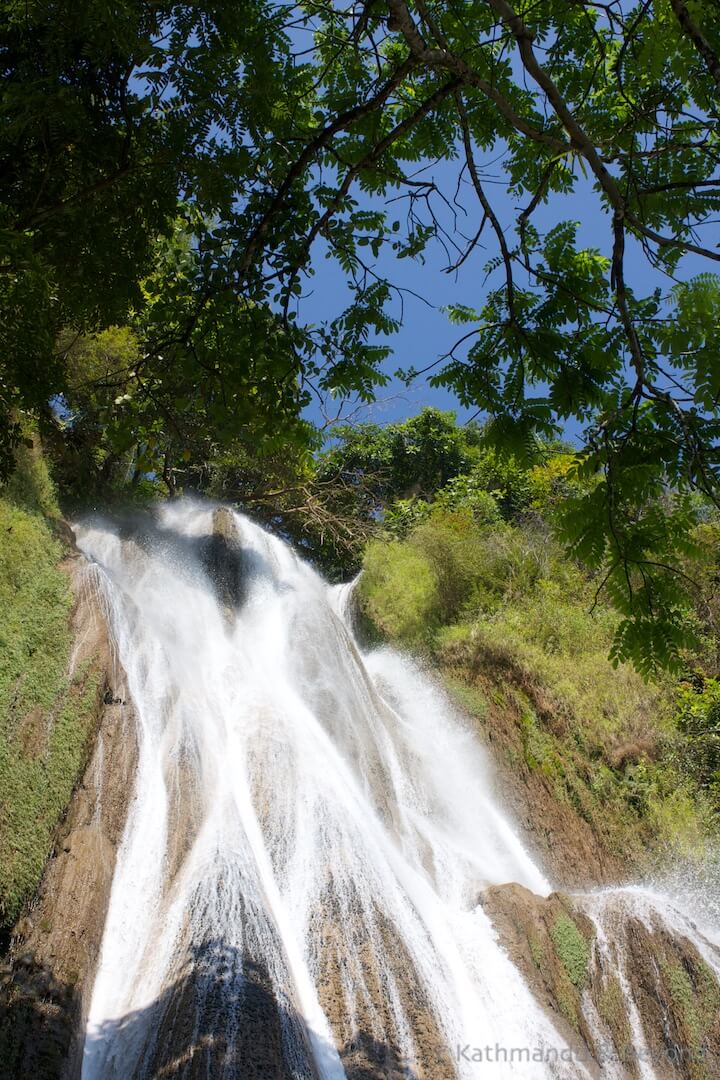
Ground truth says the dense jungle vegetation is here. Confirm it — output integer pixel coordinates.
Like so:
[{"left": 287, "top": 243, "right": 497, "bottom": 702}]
[
  {"left": 6, "top": 398, "right": 720, "bottom": 930},
  {"left": 2, "top": 0, "right": 720, "bottom": 674},
  {"left": 352, "top": 409, "right": 720, "bottom": 868},
  {"left": 2, "top": 0, "right": 720, "bottom": 921}
]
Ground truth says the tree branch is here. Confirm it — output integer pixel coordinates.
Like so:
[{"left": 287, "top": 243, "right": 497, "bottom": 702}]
[
  {"left": 278, "top": 75, "right": 461, "bottom": 312},
  {"left": 386, "top": 0, "right": 568, "bottom": 150},
  {"left": 611, "top": 212, "right": 646, "bottom": 395},
  {"left": 455, "top": 90, "right": 517, "bottom": 322},
  {"left": 669, "top": 0, "right": 720, "bottom": 92},
  {"left": 238, "top": 55, "right": 416, "bottom": 279},
  {"left": 483, "top": 0, "right": 625, "bottom": 211}
]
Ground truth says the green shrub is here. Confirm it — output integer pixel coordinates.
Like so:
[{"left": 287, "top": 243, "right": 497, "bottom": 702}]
[
  {"left": 461, "top": 449, "right": 534, "bottom": 520},
  {"left": 383, "top": 497, "right": 432, "bottom": 538},
  {"left": 432, "top": 474, "right": 501, "bottom": 524},
  {"left": 359, "top": 540, "right": 439, "bottom": 644},
  {"left": 674, "top": 677, "right": 720, "bottom": 800},
  {"left": 409, "top": 510, "right": 492, "bottom": 623},
  {"left": 0, "top": 448, "right": 99, "bottom": 931},
  {"left": 3, "top": 432, "right": 60, "bottom": 519},
  {"left": 551, "top": 913, "right": 590, "bottom": 988}
]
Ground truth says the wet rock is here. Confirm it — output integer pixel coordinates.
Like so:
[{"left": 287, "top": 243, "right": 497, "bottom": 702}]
[
  {"left": 479, "top": 884, "right": 599, "bottom": 1070},
  {"left": 126, "top": 936, "right": 320, "bottom": 1078},
  {"left": 203, "top": 507, "right": 246, "bottom": 615},
  {"left": 480, "top": 882, "right": 720, "bottom": 1079},
  {"left": 50, "top": 518, "right": 79, "bottom": 551},
  {"left": 314, "top": 886, "right": 457, "bottom": 1079},
  {"left": 0, "top": 560, "right": 139, "bottom": 1080},
  {"left": 15, "top": 918, "right": 33, "bottom": 941}
]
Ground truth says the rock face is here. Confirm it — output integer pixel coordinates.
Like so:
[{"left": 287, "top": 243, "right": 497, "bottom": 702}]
[
  {"left": 444, "top": 652, "right": 628, "bottom": 888},
  {"left": 0, "top": 553, "right": 138, "bottom": 1080},
  {"left": 480, "top": 883, "right": 720, "bottom": 1080},
  {"left": 3, "top": 513, "right": 720, "bottom": 1080},
  {"left": 203, "top": 506, "right": 246, "bottom": 615}
]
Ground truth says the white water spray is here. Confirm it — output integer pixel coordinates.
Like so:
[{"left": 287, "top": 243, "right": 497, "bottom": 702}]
[{"left": 74, "top": 501, "right": 717, "bottom": 1079}]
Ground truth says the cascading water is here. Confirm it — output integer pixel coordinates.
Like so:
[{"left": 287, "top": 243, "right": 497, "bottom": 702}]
[{"left": 74, "top": 501, "right": 719, "bottom": 1079}]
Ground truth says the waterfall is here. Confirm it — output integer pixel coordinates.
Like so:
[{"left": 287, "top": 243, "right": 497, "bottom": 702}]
[{"left": 74, "top": 501, "right": 717, "bottom": 1079}]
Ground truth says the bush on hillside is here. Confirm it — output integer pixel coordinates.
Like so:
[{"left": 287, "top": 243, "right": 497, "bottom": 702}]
[
  {"left": 0, "top": 444, "right": 100, "bottom": 932},
  {"left": 358, "top": 497, "right": 718, "bottom": 864}
]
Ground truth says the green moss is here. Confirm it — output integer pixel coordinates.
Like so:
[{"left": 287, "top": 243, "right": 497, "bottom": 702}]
[
  {"left": 443, "top": 677, "right": 488, "bottom": 720},
  {"left": 551, "top": 913, "right": 590, "bottom": 988},
  {"left": 664, "top": 963, "right": 703, "bottom": 1050},
  {"left": 555, "top": 970, "right": 580, "bottom": 1030},
  {"left": 528, "top": 932, "right": 546, "bottom": 970},
  {"left": 517, "top": 705, "right": 563, "bottom": 778},
  {"left": 661, "top": 958, "right": 720, "bottom": 1058},
  {"left": 0, "top": 450, "right": 100, "bottom": 932},
  {"left": 598, "top": 976, "right": 632, "bottom": 1058},
  {"left": 697, "top": 961, "right": 720, "bottom": 1038}
]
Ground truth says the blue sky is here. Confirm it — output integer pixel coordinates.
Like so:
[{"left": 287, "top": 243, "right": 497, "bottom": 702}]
[
  {"left": 297, "top": 147, "right": 705, "bottom": 440},
  {"left": 139, "top": 15, "right": 708, "bottom": 443},
  {"left": 299, "top": 155, "right": 640, "bottom": 435},
  {"left": 136, "top": 13, "right": 712, "bottom": 444}
]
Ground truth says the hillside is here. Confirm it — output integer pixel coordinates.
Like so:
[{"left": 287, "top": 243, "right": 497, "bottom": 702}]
[
  {"left": 4, "top": 1, "right": 720, "bottom": 1073},
  {"left": 358, "top": 501, "right": 719, "bottom": 885},
  {"left": 1, "top": 423, "right": 719, "bottom": 1078},
  {"left": 0, "top": 439, "right": 109, "bottom": 938}
]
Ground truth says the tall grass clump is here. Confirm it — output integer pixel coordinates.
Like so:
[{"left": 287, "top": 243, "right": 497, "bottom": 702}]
[{"left": 0, "top": 437, "right": 100, "bottom": 932}]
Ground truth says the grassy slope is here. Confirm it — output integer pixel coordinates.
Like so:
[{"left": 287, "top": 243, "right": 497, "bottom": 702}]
[
  {"left": 358, "top": 513, "right": 715, "bottom": 875},
  {"left": 0, "top": 441, "right": 100, "bottom": 933}
]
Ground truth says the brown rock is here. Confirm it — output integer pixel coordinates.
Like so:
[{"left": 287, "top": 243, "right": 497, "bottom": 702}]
[
  {"left": 480, "top": 882, "right": 720, "bottom": 1080},
  {"left": 0, "top": 559, "right": 138, "bottom": 1080}
]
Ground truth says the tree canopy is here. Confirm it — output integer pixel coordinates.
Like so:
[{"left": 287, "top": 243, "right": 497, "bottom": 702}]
[{"left": 2, "top": 0, "right": 720, "bottom": 669}]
